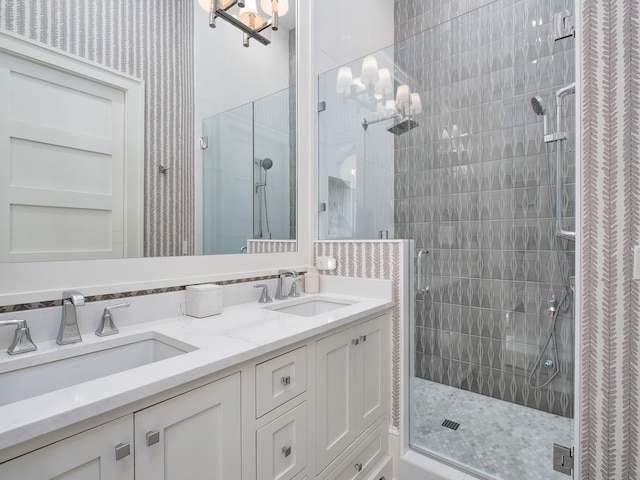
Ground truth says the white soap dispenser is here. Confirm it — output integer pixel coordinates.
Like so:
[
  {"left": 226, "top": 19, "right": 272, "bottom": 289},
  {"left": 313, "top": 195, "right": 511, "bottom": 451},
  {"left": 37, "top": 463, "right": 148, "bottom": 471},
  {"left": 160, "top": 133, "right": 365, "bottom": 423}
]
[{"left": 304, "top": 266, "right": 320, "bottom": 294}]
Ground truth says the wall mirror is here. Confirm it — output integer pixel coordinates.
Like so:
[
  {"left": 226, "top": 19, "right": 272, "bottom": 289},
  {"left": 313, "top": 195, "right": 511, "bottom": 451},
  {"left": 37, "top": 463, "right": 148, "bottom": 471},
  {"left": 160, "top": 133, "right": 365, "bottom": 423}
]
[{"left": 0, "top": 0, "right": 297, "bottom": 263}]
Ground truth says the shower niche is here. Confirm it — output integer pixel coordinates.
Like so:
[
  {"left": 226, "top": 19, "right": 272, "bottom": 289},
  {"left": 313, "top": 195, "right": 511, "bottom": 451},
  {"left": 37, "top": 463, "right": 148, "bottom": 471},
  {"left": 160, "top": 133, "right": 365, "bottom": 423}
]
[{"left": 202, "top": 87, "right": 296, "bottom": 255}]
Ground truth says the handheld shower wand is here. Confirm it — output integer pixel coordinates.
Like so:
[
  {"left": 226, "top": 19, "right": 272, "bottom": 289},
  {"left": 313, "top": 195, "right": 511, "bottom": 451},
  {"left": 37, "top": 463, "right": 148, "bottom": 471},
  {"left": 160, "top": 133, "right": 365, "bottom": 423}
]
[
  {"left": 255, "top": 158, "right": 273, "bottom": 238},
  {"left": 530, "top": 96, "right": 549, "bottom": 138}
]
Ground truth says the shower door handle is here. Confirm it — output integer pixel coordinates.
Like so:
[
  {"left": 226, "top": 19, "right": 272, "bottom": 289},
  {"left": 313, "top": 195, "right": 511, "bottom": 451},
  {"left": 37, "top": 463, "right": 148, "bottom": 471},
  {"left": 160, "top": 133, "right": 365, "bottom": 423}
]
[{"left": 417, "top": 249, "right": 431, "bottom": 294}]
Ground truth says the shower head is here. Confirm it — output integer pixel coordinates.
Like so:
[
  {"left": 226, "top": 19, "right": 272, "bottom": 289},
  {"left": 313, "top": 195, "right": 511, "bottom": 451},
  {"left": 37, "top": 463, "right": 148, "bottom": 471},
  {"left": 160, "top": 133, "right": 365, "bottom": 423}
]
[
  {"left": 260, "top": 158, "right": 273, "bottom": 170},
  {"left": 387, "top": 118, "right": 419, "bottom": 136},
  {"left": 531, "top": 96, "right": 547, "bottom": 116},
  {"left": 530, "top": 96, "right": 550, "bottom": 138}
]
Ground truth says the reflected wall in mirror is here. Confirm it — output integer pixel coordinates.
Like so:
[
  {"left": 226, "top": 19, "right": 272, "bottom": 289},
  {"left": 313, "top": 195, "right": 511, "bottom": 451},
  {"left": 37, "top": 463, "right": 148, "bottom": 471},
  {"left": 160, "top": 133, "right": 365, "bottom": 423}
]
[{"left": 0, "top": 0, "right": 297, "bottom": 262}]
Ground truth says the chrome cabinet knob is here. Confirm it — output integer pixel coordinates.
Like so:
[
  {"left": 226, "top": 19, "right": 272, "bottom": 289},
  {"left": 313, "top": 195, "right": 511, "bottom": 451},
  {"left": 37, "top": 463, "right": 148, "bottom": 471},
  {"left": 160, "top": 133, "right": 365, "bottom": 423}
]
[
  {"left": 282, "top": 445, "right": 292, "bottom": 457},
  {"left": 281, "top": 375, "right": 291, "bottom": 386},
  {"left": 355, "top": 462, "right": 363, "bottom": 472}
]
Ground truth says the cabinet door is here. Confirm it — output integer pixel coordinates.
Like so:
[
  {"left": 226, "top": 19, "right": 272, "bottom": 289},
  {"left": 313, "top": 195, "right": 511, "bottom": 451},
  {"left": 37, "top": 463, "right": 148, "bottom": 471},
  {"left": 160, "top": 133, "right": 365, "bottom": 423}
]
[
  {"left": 316, "top": 327, "right": 356, "bottom": 473},
  {"left": 135, "top": 373, "right": 241, "bottom": 480},
  {"left": 0, "top": 415, "right": 133, "bottom": 479},
  {"left": 256, "top": 402, "right": 307, "bottom": 480},
  {"left": 355, "top": 315, "right": 388, "bottom": 435}
]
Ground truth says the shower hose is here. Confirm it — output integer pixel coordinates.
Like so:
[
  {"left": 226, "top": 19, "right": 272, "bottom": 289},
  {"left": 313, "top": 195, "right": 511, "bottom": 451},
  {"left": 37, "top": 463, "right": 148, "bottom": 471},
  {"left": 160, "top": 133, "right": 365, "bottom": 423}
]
[{"left": 527, "top": 141, "right": 572, "bottom": 390}]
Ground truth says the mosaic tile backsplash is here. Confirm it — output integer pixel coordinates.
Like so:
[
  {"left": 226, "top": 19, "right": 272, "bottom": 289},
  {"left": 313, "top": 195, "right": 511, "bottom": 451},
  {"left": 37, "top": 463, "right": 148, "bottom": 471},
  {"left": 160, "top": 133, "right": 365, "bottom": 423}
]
[{"left": 394, "top": 0, "right": 576, "bottom": 417}]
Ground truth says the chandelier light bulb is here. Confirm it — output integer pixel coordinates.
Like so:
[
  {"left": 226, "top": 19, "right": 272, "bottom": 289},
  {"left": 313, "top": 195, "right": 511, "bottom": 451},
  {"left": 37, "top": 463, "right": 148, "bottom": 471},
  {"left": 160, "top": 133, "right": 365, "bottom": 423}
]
[
  {"left": 239, "top": 0, "right": 264, "bottom": 28},
  {"left": 375, "top": 68, "right": 393, "bottom": 97},
  {"left": 360, "top": 56, "right": 380, "bottom": 89},
  {"left": 260, "top": 0, "right": 289, "bottom": 16},
  {"left": 336, "top": 67, "right": 354, "bottom": 95},
  {"left": 395, "top": 84, "right": 411, "bottom": 108}
]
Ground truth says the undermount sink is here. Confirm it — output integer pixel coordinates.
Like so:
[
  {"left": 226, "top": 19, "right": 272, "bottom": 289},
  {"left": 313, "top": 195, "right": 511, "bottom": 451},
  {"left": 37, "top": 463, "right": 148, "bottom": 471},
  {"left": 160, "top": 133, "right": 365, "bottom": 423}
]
[
  {"left": 0, "top": 333, "right": 196, "bottom": 407},
  {"left": 265, "top": 297, "right": 356, "bottom": 317}
]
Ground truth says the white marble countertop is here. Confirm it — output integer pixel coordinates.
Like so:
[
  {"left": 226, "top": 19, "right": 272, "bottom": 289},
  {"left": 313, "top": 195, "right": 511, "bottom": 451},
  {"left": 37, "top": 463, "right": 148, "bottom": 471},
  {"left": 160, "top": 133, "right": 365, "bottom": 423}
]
[{"left": 0, "top": 278, "right": 392, "bottom": 453}]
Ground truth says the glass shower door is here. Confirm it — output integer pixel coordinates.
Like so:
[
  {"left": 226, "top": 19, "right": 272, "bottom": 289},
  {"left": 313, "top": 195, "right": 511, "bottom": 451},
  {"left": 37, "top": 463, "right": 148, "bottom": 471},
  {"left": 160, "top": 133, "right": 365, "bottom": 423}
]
[
  {"left": 402, "top": 0, "right": 576, "bottom": 478},
  {"left": 317, "top": 46, "right": 396, "bottom": 240}
]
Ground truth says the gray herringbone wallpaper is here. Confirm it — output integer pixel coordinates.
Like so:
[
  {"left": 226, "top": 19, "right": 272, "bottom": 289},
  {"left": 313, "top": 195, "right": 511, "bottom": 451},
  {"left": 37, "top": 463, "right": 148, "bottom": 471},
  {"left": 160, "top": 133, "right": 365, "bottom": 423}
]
[
  {"left": 580, "top": 0, "right": 640, "bottom": 478},
  {"left": 0, "top": 0, "right": 195, "bottom": 257}
]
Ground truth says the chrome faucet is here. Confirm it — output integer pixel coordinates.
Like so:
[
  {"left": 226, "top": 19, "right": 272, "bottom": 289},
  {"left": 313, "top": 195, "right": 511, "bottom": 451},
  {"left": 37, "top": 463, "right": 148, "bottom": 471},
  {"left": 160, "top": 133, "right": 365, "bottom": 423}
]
[
  {"left": 57, "top": 291, "right": 85, "bottom": 345},
  {"left": 0, "top": 319, "right": 37, "bottom": 355},
  {"left": 254, "top": 284, "right": 273, "bottom": 303},
  {"left": 288, "top": 278, "right": 302, "bottom": 298},
  {"left": 96, "top": 302, "right": 130, "bottom": 337},
  {"left": 275, "top": 270, "right": 298, "bottom": 300}
]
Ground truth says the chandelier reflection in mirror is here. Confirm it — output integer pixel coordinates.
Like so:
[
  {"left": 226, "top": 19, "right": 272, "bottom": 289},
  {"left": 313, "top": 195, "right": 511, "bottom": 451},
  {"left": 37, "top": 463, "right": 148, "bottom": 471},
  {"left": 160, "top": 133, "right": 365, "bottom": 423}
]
[
  {"left": 337, "top": 55, "right": 422, "bottom": 135},
  {"left": 198, "top": 0, "right": 289, "bottom": 47}
]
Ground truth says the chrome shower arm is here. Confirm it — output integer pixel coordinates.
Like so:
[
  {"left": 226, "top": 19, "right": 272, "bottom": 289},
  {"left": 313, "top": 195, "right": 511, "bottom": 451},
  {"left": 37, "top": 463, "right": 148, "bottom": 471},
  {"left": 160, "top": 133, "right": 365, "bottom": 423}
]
[{"left": 362, "top": 114, "right": 401, "bottom": 130}]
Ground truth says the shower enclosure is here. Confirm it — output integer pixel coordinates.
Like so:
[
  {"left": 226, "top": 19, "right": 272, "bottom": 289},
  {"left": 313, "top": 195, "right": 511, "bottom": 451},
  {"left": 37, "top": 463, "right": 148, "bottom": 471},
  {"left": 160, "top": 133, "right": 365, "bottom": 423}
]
[
  {"left": 318, "top": 0, "right": 576, "bottom": 478},
  {"left": 202, "top": 87, "right": 295, "bottom": 254}
]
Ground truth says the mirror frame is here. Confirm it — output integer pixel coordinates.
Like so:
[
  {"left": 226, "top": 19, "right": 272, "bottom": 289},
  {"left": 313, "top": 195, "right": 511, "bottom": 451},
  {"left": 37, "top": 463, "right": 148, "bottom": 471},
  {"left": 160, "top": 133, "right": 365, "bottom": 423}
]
[{"left": 0, "top": 2, "right": 314, "bottom": 306}]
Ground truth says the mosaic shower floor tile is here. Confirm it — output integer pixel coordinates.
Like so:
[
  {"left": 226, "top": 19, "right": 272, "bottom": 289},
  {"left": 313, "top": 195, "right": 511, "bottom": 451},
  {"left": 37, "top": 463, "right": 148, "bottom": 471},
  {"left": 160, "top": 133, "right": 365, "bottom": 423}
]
[{"left": 411, "top": 378, "right": 573, "bottom": 480}]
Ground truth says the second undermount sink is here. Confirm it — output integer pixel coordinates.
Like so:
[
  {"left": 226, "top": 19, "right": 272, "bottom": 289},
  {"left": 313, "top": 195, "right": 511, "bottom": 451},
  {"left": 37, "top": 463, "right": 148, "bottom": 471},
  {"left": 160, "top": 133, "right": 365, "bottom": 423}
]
[
  {"left": 265, "top": 297, "right": 356, "bottom": 317},
  {"left": 0, "top": 333, "right": 196, "bottom": 407}
]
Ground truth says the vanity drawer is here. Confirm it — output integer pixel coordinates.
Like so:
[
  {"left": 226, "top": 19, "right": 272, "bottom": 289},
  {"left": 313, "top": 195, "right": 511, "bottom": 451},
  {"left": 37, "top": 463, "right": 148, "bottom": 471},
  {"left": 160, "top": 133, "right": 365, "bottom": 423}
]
[
  {"left": 324, "top": 425, "right": 386, "bottom": 480},
  {"left": 256, "top": 346, "right": 307, "bottom": 417},
  {"left": 257, "top": 402, "right": 308, "bottom": 480}
]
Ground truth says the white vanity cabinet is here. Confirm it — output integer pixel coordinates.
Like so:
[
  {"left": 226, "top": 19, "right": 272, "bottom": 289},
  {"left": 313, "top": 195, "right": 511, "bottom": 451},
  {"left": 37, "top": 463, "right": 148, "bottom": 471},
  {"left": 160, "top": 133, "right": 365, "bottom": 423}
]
[
  {"left": 316, "top": 313, "right": 389, "bottom": 478},
  {"left": 134, "top": 372, "right": 241, "bottom": 480},
  {"left": 0, "top": 414, "right": 134, "bottom": 479},
  {"left": 0, "top": 303, "right": 392, "bottom": 480},
  {"left": 0, "top": 374, "right": 241, "bottom": 480}
]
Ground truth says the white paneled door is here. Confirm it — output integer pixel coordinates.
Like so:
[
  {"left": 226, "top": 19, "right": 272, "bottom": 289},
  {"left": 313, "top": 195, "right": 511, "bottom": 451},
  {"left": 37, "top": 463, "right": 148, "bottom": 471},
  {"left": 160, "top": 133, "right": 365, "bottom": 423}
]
[{"left": 0, "top": 35, "right": 142, "bottom": 262}]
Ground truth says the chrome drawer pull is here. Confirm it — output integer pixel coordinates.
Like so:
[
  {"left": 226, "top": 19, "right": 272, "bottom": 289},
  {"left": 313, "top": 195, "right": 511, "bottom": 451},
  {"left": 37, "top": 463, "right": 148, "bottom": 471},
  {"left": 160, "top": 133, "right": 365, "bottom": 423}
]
[
  {"left": 359, "top": 335, "right": 367, "bottom": 343},
  {"left": 352, "top": 338, "right": 359, "bottom": 346},
  {"left": 282, "top": 445, "right": 292, "bottom": 457},
  {"left": 115, "top": 442, "right": 131, "bottom": 461},
  {"left": 146, "top": 430, "right": 160, "bottom": 447},
  {"left": 281, "top": 375, "right": 291, "bottom": 386}
]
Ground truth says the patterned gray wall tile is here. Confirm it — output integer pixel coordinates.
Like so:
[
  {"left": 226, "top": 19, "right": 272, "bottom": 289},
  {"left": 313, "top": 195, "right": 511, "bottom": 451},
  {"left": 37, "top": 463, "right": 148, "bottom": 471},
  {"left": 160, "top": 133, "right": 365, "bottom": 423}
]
[{"left": 395, "top": 0, "right": 575, "bottom": 418}]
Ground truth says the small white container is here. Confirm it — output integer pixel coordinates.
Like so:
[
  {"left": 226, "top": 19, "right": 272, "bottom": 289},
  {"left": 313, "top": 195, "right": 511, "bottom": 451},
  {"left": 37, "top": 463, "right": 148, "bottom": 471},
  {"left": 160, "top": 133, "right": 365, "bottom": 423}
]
[
  {"left": 185, "top": 284, "right": 222, "bottom": 318},
  {"left": 304, "top": 267, "right": 320, "bottom": 294}
]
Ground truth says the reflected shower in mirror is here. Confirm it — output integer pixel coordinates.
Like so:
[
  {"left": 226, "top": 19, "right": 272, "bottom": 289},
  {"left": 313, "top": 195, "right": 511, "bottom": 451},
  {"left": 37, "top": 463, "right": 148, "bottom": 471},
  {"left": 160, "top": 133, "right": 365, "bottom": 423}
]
[{"left": 202, "top": 87, "right": 296, "bottom": 255}]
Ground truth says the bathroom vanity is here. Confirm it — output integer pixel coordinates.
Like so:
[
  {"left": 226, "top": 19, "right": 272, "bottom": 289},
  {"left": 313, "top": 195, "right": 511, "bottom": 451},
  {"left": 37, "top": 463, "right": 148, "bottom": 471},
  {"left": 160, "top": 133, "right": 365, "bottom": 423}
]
[{"left": 0, "top": 278, "right": 393, "bottom": 480}]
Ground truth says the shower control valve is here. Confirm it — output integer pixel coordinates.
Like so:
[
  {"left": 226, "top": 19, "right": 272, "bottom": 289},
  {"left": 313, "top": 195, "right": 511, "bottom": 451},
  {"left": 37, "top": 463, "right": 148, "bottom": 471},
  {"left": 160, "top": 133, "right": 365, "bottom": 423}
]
[{"left": 548, "top": 295, "right": 557, "bottom": 316}]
